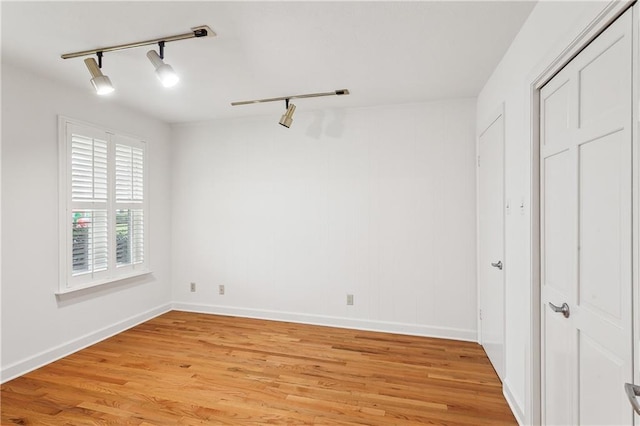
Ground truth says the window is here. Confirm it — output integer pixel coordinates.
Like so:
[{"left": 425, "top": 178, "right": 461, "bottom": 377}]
[{"left": 59, "top": 117, "right": 149, "bottom": 293}]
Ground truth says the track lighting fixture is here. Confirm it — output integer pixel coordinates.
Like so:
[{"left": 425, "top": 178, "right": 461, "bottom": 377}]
[
  {"left": 62, "top": 26, "right": 214, "bottom": 94},
  {"left": 84, "top": 52, "right": 114, "bottom": 95},
  {"left": 147, "top": 42, "right": 179, "bottom": 88},
  {"left": 232, "top": 89, "right": 350, "bottom": 128},
  {"left": 279, "top": 100, "right": 296, "bottom": 128}
]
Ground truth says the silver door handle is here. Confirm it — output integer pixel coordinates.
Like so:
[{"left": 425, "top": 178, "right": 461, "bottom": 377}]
[
  {"left": 625, "top": 383, "right": 640, "bottom": 415},
  {"left": 491, "top": 261, "right": 503, "bottom": 270},
  {"left": 549, "top": 302, "right": 570, "bottom": 318}
]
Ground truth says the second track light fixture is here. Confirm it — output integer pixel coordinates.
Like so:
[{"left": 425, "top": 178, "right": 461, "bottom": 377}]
[
  {"left": 62, "top": 25, "right": 215, "bottom": 95},
  {"left": 279, "top": 100, "right": 296, "bottom": 128},
  {"left": 84, "top": 52, "right": 114, "bottom": 95},
  {"left": 147, "top": 42, "right": 179, "bottom": 88},
  {"left": 232, "top": 89, "right": 350, "bottom": 128}
]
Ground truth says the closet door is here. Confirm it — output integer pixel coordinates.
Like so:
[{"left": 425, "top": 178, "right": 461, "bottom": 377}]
[
  {"left": 540, "top": 8, "right": 633, "bottom": 425},
  {"left": 478, "top": 108, "right": 505, "bottom": 380}
]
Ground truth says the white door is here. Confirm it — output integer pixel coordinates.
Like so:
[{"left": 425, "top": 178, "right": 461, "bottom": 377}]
[
  {"left": 540, "top": 8, "right": 633, "bottom": 425},
  {"left": 478, "top": 108, "right": 505, "bottom": 380}
]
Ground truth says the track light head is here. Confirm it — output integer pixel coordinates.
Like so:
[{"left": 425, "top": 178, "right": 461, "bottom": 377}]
[
  {"left": 279, "top": 102, "right": 296, "bottom": 128},
  {"left": 83, "top": 57, "right": 114, "bottom": 95},
  {"left": 146, "top": 49, "right": 179, "bottom": 88}
]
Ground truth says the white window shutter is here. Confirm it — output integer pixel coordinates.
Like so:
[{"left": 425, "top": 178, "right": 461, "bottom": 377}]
[
  {"left": 60, "top": 118, "right": 149, "bottom": 292},
  {"left": 129, "top": 209, "right": 144, "bottom": 264},
  {"left": 71, "top": 209, "right": 108, "bottom": 275},
  {"left": 71, "top": 135, "right": 108, "bottom": 201},
  {"left": 115, "top": 144, "right": 144, "bottom": 202},
  {"left": 115, "top": 141, "right": 145, "bottom": 267}
]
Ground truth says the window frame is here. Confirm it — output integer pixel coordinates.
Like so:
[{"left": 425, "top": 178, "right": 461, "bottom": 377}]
[{"left": 58, "top": 116, "right": 150, "bottom": 294}]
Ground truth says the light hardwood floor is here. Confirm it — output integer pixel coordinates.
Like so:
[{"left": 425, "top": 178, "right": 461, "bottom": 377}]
[{"left": 1, "top": 311, "right": 516, "bottom": 425}]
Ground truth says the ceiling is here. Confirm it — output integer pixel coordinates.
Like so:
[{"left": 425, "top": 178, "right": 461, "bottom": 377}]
[{"left": 1, "top": 1, "right": 536, "bottom": 124}]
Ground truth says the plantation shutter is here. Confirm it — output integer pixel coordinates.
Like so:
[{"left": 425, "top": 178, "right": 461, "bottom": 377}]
[
  {"left": 70, "top": 133, "right": 109, "bottom": 276},
  {"left": 115, "top": 139, "right": 145, "bottom": 267},
  {"left": 60, "top": 118, "right": 149, "bottom": 292},
  {"left": 115, "top": 144, "right": 144, "bottom": 202}
]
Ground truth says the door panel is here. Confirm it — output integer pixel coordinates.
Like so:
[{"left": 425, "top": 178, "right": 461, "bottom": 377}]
[
  {"left": 543, "top": 308, "right": 573, "bottom": 425},
  {"left": 540, "top": 8, "right": 633, "bottom": 425},
  {"left": 543, "top": 151, "right": 573, "bottom": 296},
  {"left": 579, "top": 35, "right": 628, "bottom": 127},
  {"left": 543, "top": 80, "right": 570, "bottom": 148},
  {"left": 579, "top": 130, "right": 626, "bottom": 321},
  {"left": 541, "top": 60, "right": 578, "bottom": 425},
  {"left": 579, "top": 332, "right": 625, "bottom": 425},
  {"left": 478, "top": 110, "right": 505, "bottom": 380}
]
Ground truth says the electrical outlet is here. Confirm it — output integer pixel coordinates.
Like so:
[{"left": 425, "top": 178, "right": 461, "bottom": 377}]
[
  {"left": 190, "top": 282, "right": 196, "bottom": 292},
  {"left": 219, "top": 284, "right": 225, "bottom": 295},
  {"left": 347, "top": 294, "right": 354, "bottom": 305}
]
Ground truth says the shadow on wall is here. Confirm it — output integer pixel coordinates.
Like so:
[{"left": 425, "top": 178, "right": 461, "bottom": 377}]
[{"left": 305, "top": 109, "right": 346, "bottom": 139}]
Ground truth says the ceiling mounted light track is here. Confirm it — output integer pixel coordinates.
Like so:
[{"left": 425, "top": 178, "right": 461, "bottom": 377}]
[
  {"left": 61, "top": 25, "right": 215, "bottom": 95},
  {"left": 231, "top": 89, "right": 350, "bottom": 106},
  {"left": 231, "top": 89, "right": 350, "bottom": 128},
  {"left": 61, "top": 26, "right": 214, "bottom": 59}
]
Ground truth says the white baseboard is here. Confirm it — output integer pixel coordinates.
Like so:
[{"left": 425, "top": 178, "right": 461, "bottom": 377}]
[
  {"left": 503, "top": 381, "right": 525, "bottom": 425},
  {"left": 1, "top": 302, "right": 478, "bottom": 384},
  {"left": 172, "top": 302, "right": 478, "bottom": 342},
  {"left": 1, "top": 303, "right": 172, "bottom": 384}
]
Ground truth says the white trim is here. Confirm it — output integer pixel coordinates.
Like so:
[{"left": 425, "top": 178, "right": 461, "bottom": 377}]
[
  {"left": 58, "top": 116, "right": 68, "bottom": 290},
  {"left": 532, "top": 1, "right": 635, "bottom": 91},
  {"left": 476, "top": 131, "right": 481, "bottom": 346},
  {"left": 632, "top": 4, "right": 640, "bottom": 424},
  {"left": 504, "top": 380, "right": 525, "bottom": 426},
  {"left": 527, "top": 2, "right": 635, "bottom": 424},
  {"left": 58, "top": 115, "right": 148, "bottom": 144},
  {"left": 172, "top": 303, "right": 478, "bottom": 342},
  {"left": 54, "top": 269, "right": 152, "bottom": 295},
  {"left": 0, "top": 303, "right": 171, "bottom": 384}
]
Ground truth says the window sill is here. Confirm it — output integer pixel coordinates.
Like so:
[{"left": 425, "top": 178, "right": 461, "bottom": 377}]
[{"left": 56, "top": 270, "right": 152, "bottom": 295}]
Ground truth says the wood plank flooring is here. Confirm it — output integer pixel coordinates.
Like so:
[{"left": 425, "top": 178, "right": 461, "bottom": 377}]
[{"left": 1, "top": 311, "right": 516, "bottom": 425}]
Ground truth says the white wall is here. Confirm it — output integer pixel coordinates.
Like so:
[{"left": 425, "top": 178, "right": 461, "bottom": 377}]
[
  {"left": 477, "top": 1, "right": 613, "bottom": 423},
  {"left": 1, "top": 63, "right": 173, "bottom": 381},
  {"left": 171, "top": 99, "right": 478, "bottom": 340}
]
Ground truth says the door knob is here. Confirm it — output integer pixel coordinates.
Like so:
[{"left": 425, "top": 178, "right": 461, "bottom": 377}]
[
  {"left": 549, "top": 302, "right": 570, "bottom": 318},
  {"left": 491, "top": 261, "right": 503, "bottom": 270},
  {"left": 625, "top": 383, "right": 640, "bottom": 415}
]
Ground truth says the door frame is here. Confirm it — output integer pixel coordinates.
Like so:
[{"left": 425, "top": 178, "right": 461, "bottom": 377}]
[{"left": 528, "top": 1, "right": 637, "bottom": 424}]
